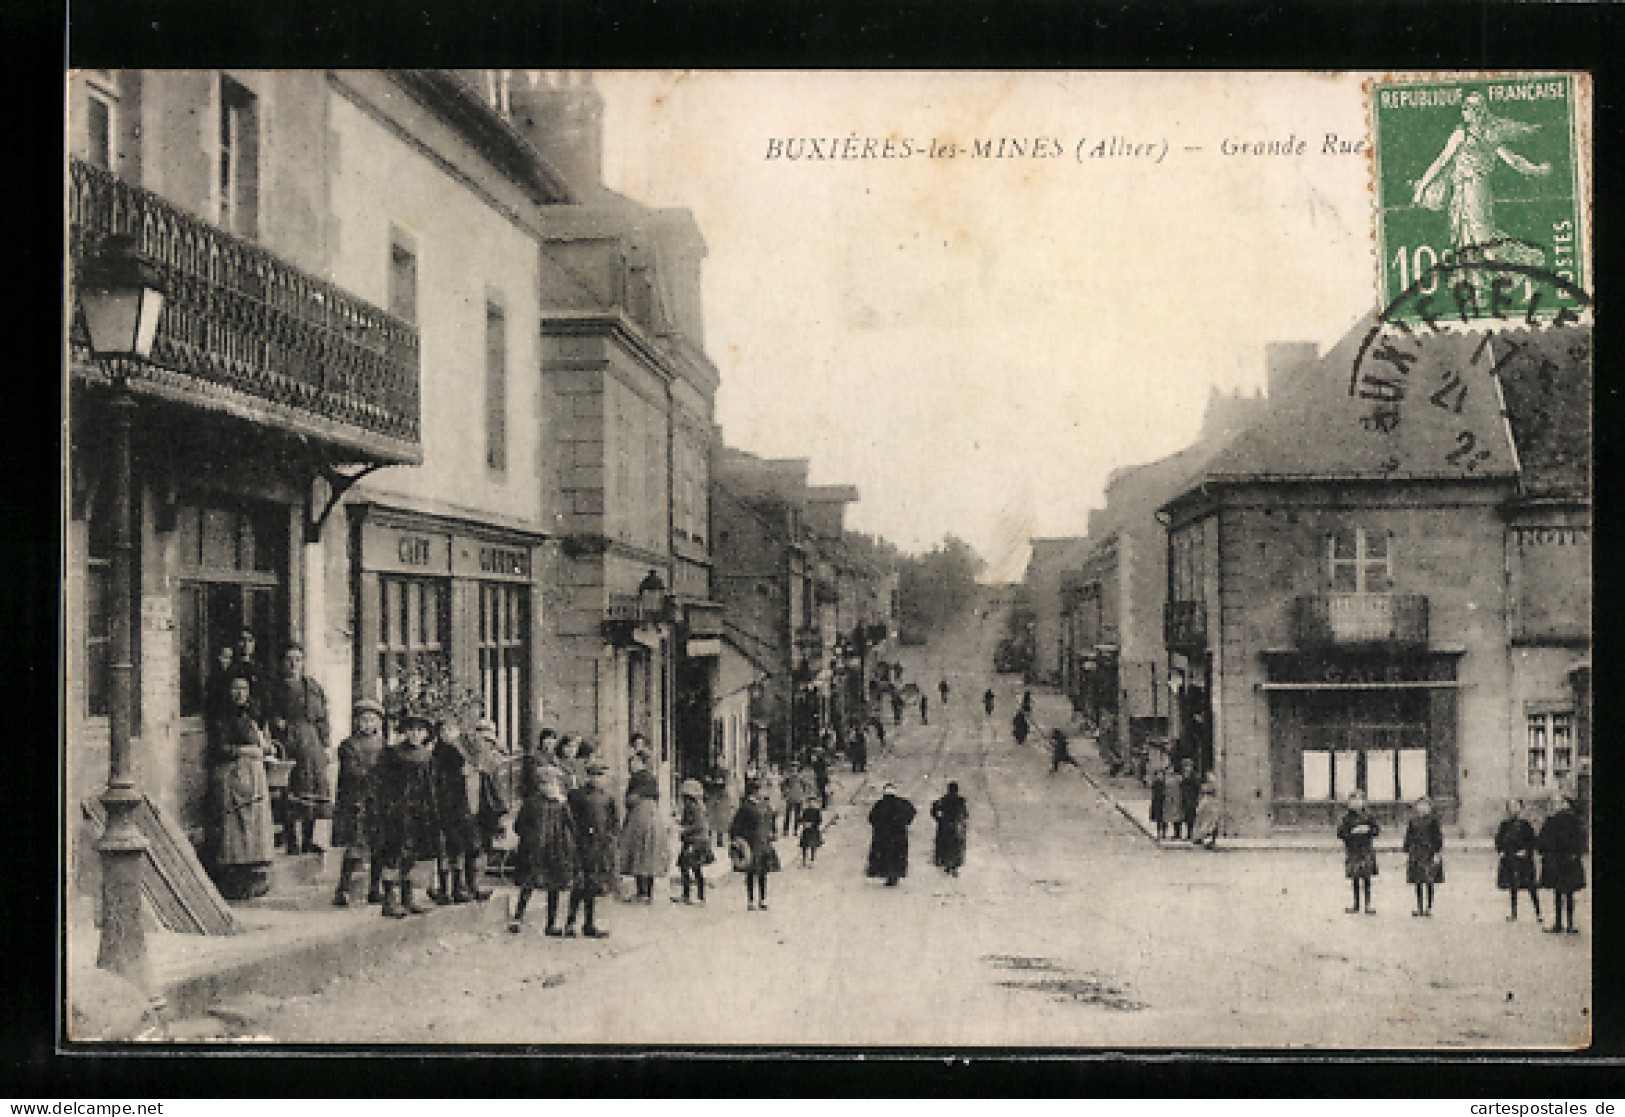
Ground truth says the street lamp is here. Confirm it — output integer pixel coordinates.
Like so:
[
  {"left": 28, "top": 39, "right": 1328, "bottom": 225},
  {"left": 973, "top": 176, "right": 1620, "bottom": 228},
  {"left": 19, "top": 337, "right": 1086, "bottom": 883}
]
[
  {"left": 77, "top": 234, "right": 167, "bottom": 990},
  {"left": 637, "top": 569, "right": 669, "bottom": 624}
]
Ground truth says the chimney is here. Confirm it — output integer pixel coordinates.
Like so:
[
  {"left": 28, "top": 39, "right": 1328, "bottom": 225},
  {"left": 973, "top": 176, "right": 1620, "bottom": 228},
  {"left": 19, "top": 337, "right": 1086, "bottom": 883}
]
[
  {"left": 507, "top": 71, "right": 605, "bottom": 203},
  {"left": 1265, "top": 341, "right": 1320, "bottom": 406}
]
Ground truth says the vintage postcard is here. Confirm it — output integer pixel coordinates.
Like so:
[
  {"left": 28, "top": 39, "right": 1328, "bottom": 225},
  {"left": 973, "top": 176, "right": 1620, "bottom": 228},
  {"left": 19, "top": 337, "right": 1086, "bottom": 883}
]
[{"left": 63, "top": 70, "right": 1591, "bottom": 1049}]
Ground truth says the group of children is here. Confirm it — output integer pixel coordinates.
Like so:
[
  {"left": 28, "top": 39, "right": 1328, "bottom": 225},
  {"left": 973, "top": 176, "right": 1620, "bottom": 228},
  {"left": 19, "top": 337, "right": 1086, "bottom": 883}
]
[
  {"left": 1336, "top": 791, "right": 1587, "bottom": 932},
  {"left": 1148, "top": 759, "right": 1219, "bottom": 847}
]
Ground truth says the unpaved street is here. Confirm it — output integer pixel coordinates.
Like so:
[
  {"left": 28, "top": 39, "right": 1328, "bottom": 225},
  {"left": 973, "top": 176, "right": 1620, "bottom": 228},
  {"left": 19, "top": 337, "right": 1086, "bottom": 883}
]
[{"left": 252, "top": 613, "right": 1590, "bottom": 1048}]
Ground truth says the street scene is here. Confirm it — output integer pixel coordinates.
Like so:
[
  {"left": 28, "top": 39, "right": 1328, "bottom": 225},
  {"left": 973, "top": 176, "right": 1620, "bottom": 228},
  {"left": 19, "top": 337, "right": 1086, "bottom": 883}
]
[{"left": 63, "top": 70, "right": 1591, "bottom": 1049}]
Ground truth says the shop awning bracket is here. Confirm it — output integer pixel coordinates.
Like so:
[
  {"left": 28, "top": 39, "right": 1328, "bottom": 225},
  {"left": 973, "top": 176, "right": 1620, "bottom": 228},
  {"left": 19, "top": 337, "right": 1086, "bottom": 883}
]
[{"left": 301, "top": 444, "right": 388, "bottom": 541}]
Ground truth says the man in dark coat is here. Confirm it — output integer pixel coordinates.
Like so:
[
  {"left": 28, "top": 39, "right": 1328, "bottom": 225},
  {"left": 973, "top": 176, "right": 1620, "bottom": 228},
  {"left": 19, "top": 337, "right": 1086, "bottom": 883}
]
[
  {"left": 1176, "top": 759, "right": 1202, "bottom": 840},
  {"left": 1049, "top": 728, "right": 1080, "bottom": 774},
  {"left": 374, "top": 712, "right": 440, "bottom": 918},
  {"left": 1538, "top": 795, "right": 1586, "bottom": 935},
  {"left": 566, "top": 762, "right": 620, "bottom": 938},
  {"left": 1012, "top": 709, "right": 1031, "bottom": 747},
  {"left": 264, "top": 644, "right": 332, "bottom": 855},
  {"left": 938, "top": 679, "right": 950, "bottom": 705},
  {"left": 1494, "top": 799, "right": 1541, "bottom": 922},
  {"left": 983, "top": 689, "right": 996, "bottom": 716},
  {"left": 930, "top": 782, "right": 969, "bottom": 876},
  {"left": 810, "top": 747, "right": 831, "bottom": 808},
  {"left": 867, "top": 783, "right": 917, "bottom": 886}
]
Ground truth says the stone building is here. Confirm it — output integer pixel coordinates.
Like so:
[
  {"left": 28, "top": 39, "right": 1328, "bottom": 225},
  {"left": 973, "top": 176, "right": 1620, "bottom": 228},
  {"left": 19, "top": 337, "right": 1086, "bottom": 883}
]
[{"left": 1160, "top": 317, "right": 1591, "bottom": 839}]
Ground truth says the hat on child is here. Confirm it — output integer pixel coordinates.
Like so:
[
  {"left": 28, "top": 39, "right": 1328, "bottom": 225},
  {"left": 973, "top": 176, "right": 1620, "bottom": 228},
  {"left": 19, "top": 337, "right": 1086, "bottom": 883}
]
[
  {"left": 352, "top": 699, "right": 385, "bottom": 718},
  {"left": 680, "top": 778, "right": 704, "bottom": 799}
]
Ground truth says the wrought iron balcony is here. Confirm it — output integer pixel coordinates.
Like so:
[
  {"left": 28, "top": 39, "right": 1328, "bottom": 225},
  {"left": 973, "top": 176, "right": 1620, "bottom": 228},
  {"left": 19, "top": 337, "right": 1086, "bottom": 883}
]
[
  {"left": 1163, "top": 600, "right": 1207, "bottom": 650},
  {"left": 1292, "top": 594, "right": 1429, "bottom": 649},
  {"left": 67, "top": 158, "right": 421, "bottom": 463}
]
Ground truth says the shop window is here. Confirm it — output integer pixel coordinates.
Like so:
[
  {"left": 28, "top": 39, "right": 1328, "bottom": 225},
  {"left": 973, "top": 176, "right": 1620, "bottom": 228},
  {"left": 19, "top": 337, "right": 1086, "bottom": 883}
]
[
  {"left": 1298, "top": 690, "right": 1428, "bottom": 802},
  {"left": 218, "top": 75, "right": 259, "bottom": 239},
  {"left": 378, "top": 575, "right": 450, "bottom": 702},
  {"left": 1329, "top": 528, "right": 1393, "bottom": 594},
  {"left": 1527, "top": 711, "right": 1574, "bottom": 789},
  {"left": 388, "top": 234, "right": 418, "bottom": 325},
  {"left": 485, "top": 301, "right": 507, "bottom": 473},
  {"left": 478, "top": 582, "right": 529, "bottom": 757}
]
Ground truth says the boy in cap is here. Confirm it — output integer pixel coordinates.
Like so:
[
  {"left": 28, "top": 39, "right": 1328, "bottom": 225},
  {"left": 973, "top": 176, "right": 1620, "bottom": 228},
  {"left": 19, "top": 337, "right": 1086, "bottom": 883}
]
[
  {"left": 431, "top": 716, "right": 489, "bottom": 904},
  {"left": 375, "top": 709, "right": 439, "bottom": 918},
  {"left": 566, "top": 760, "right": 620, "bottom": 937},
  {"left": 332, "top": 698, "right": 387, "bottom": 906}
]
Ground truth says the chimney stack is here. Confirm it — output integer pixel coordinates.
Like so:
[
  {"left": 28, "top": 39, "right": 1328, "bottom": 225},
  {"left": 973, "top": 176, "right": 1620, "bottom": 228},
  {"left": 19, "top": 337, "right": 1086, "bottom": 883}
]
[
  {"left": 507, "top": 71, "right": 605, "bottom": 204},
  {"left": 1265, "top": 341, "right": 1320, "bottom": 406}
]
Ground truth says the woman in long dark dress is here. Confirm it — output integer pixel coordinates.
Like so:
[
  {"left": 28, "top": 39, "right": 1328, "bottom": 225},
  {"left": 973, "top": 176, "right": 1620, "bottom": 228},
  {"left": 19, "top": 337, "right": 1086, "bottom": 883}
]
[
  {"left": 930, "top": 782, "right": 969, "bottom": 876},
  {"left": 1494, "top": 799, "right": 1541, "bottom": 922},
  {"left": 509, "top": 765, "right": 578, "bottom": 935},
  {"left": 867, "top": 783, "right": 917, "bottom": 886},
  {"left": 1402, "top": 796, "right": 1444, "bottom": 917},
  {"left": 208, "top": 676, "right": 276, "bottom": 900},
  {"left": 1538, "top": 794, "right": 1586, "bottom": 935}
]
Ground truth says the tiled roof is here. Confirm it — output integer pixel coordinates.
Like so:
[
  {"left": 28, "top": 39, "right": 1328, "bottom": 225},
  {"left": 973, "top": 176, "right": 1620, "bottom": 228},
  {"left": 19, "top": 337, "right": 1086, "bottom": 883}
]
[{"left": 1491, "top": 325, "right": 1591, "bottom": 497}]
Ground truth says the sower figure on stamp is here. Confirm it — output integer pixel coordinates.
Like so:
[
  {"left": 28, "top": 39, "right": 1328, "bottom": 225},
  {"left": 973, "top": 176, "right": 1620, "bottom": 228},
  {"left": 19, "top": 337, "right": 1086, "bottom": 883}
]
[
  {"left": 374, "top": 710, "right": 439, "bottom": 919},
  {"left": 264, "top": 644, "right": 333, "bottom": 855},
  {"left": 332, "top": 698, "right": 387, "bottom": 907},
  {"left": 1494, "top": 799, "right": 1541, "bottom": 923},
  {"left": 566, "top": 761, "right": 620, "bottom": 937},
  {"left": 1337, "top": 791, "right": 1380, "bottom": 915}
]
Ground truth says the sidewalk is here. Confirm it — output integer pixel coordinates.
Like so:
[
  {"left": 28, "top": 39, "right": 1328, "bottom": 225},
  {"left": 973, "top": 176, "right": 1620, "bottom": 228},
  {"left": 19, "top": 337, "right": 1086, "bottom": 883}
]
[{"left": 1020, "top": 686, "right": 1495, "bottom": 852}]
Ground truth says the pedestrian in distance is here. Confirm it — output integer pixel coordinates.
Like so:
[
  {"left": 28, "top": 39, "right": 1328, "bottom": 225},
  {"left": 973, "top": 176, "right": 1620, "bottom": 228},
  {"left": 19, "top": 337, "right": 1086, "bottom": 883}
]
[
  {"left": 930, "top": 782, "right": 969, "bottom": 877},
  {"left": 729, "top": 777, "right": 780, "bottom": 911},
  {"left": 618, "top": 744, "right": 668, "bottom": 903},
  {"left": 1012, "top": 709, "right": 1031, "bottom": 747},
  {"left": 1190, "top": 775, "right": 1222, "bottom": 849},
  {"left": 983, "top": 689, "right": 995, "bottom": 717},
  {"left": 892, "top": 690, "right": 906, "bottom": 727},
  {"left": 1149, "top": 765, "right": 1170, "bottom": 840},
  {"left": 1177, "top": 759, "right": 1201, "bottom": 840},
  {"left": 1336, "top": 790, "right": 1380, "bottom": 915},
  {"left": 869, "top": 717, "right": 887, "bottom": 754},
  {"left": 939, "top": 679, "right": 950, "bottom": 706},
  {"left": 1049, "top": 728, "right": 1080, "bottom": 775},
  {"left": 1494, "top": 799, "right": 1541, "bottom": 923},
  {"left": 1537, "top": 794, "right": 1586, "bottom": 935},
  {"left": 1403, "top": 796, "right": 1445, "bottom": 917},
  {"left": 797, "top": 799, "right": 824, "bottom": 867},
  {"left": 264, "top": 644, "right": 332, "bottom": 855},
  {"left": 673, "top": 779, "right": 714, "bottom": 905},
  {"left": 375, "top": 711, "right": 439, "bottom": 919},
  {"left": 810, "top": 748, "right": 832, "bottom": 809},
  {"left": 508, "top": 765, "right": 578, "bottom": 935},
  {"left": 850, "top": 724, "right": 869, "bottom": 773},
  {"left": 867, "top": 783, "right": 916, "bottom": 886},
  {"left": 920, "top": 693, "right": 930, "bottom": 725},
  {"left": 1021, "top": 690, "right": 1034, "bottom": 717},
  {"left": 565, "top": 762, "right": 620, "bottom": 938},
  {"left": 332, "top": 698, "right": 387, "bottom": 907},
  {"left": 780, "top": 766, "right": 808, "bottom": 835},
  {"left": 206, "top": 674, "right": 276, "bottom": 901}
]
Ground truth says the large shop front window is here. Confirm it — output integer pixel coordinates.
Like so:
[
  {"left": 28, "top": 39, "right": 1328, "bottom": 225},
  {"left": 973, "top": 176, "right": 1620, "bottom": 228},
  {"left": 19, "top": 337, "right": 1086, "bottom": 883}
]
[
  {"left": 1527, "top": 711, "right": 1574, "bottom": 789},
  {"left": 1299, "top": 690, "right": 1428, "bottom": 802},
  {"left": 378, "top": 575, "right": 450, "bottom": 701},
  {"left": 1329, "top": 527, "right": 1393, "bottom": 594},
  {"left": 478, "top": 582, "right": 529, "bottom": 756}
]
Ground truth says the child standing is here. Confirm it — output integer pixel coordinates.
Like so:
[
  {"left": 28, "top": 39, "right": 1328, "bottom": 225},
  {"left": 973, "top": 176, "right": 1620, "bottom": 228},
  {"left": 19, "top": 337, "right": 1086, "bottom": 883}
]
[
  {"left": 798, "top": 800, "right": 824, "bottom": 867},
  {"left": 1494, "top": 799, "right": 1541, "bottom": 923},
  {"left": 1403, "top": 796, "right": 1445, "bottom": 917},
  {"left": 674, "top": 779, "right": 714, "bottom": 905},
  {"left": 509, "top": 766, "right": 578, "bottom": 935},
  {"left": 1336, "top": 791, "right": 1380, "bottom": 915},
  {"left": 1149, "top": 766, "right": 1169, "bottom": 841}
]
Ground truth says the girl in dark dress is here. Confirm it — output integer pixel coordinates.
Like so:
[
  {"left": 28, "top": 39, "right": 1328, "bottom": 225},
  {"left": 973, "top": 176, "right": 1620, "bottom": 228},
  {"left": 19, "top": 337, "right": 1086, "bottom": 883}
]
[
  {"left": 509, "top": 765, "right": 578, "bottom": 935},
  {"left": 1402, "top": 796, "right": 1444, "bottom": 917},
  {"left": 867, "top": 783, "right": 917, "bottom": 886},
  {"left": 1494, "top": 799, "right": 1541, "bottom": 922},
  {"left": 930, "top": 782, "right": 969, "bottom": 876},
  {"left": 797, "top": 801, "right": 824, "bottom": 866},
  {"left": 1336, "top": 791, "right": 1380, "bottom": 915},
  {"left": 1538, "top": 795, "right": 1586, "bottom": 935}
]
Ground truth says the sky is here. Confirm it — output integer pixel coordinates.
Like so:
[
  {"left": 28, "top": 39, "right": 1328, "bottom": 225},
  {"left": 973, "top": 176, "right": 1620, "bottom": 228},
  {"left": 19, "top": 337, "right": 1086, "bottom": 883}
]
[{"left": 594, "top": 72, "right": 1381, "bottom": 581}]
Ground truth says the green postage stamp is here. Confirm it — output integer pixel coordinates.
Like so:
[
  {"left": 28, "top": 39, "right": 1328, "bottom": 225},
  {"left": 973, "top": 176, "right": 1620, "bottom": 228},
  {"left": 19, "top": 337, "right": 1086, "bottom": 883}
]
[{"left": 1371, "top": 73, "right": 1590, "bottom": 326}]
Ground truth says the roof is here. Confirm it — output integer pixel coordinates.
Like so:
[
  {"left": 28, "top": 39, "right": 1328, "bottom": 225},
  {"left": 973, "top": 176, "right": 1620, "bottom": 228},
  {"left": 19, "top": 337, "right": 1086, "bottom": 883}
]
[
  {"left": 1180, "top": 311, "right": 1521, "bottom": 496},
  {"left": 1492, "top": 325, "right": 1591, "bottom": 498}
]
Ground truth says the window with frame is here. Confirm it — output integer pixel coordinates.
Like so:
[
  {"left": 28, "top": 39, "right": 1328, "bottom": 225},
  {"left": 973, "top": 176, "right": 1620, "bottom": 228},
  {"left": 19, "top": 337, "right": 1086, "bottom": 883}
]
[
  {"left": 218, "top": 75, "right": 259, "bottom": 238},
  {"left": 377, "top": 575, "right": 450, "bottom": 703},
  {"left": 1329, "top": 527, "right": 1393, "bottom": 594},
  {"left": 388, "top": 235, "right": 418, "bottom": 325},
  {"left": 485, "top": 301, "right": 508, "bottom": 473},
  {"left": 1527, "top": 711, "right": 1574, "bottom": 789},
  {"left": 1170, "top": 524, "right": 1204, "bottom": 603},
  {"left": 86, "top": 91, "right": 114, "bottom": 171},
  {"left": 477, "top": 582, "right": 529, "bottom": 757}
]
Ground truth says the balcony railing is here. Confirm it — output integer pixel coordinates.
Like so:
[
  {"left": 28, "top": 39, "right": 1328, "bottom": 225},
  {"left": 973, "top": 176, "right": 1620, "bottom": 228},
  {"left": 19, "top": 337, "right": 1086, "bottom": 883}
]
[
  {"left": 1292, "top": 594, "right": 1429, "bottom": 649},
  {"left": 1163, "top": 600, "right": 1207, "bottom": 650},
  {"left": 67, "top": 158, "right": 421, "bottom": 460}
]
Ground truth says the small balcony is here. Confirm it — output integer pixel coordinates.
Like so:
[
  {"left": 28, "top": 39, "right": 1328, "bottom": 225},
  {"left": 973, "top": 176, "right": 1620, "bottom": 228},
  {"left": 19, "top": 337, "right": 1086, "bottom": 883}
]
[
  {"left": 1163, "top": 600, "right": 1207, "bottom": 650},
  {"left": 67, "top": 158, "right": 421, "bottom": 464},
  {"left": 1292, "top": 594, "right": 1429, "bottom": 649}
]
